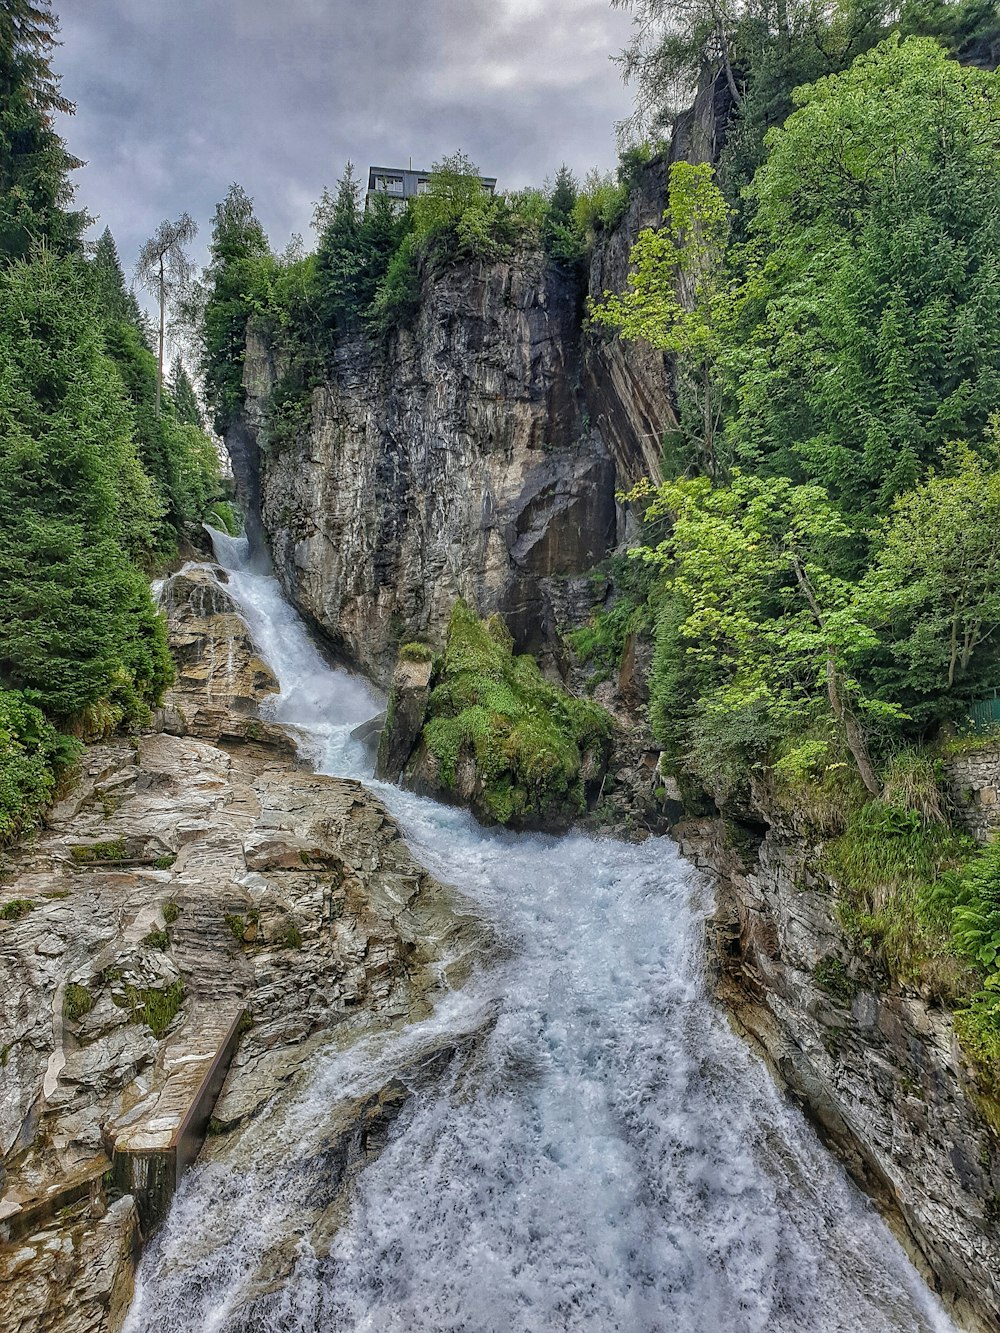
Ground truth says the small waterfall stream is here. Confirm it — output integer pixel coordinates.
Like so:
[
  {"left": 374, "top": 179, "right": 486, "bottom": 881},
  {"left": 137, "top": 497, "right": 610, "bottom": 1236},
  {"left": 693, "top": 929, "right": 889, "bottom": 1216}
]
[{"left": 125, "top": 534, "right": 957, "bottom": 1333}]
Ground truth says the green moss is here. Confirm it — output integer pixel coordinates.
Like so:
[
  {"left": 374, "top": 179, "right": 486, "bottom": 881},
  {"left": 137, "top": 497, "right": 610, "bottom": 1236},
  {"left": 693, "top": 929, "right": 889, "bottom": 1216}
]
[
  {"left": 162, "top": 900, "right": 181, "bottom": 924},
  {"left": 153, "top": 854, "right": 176, "bottom": 870},
  {"left": 142, "top": 927, "right": 171, "bottom": 951},
  {"left": 422, "top": 601, "right": 614, "bottom": 827},
  {"left": 63, "top": 983, "right": 93, "bottom": 1020},
  {"left": 282, "top": 923, "right": 303, "bottom": 950},
  {"left": 813, "top": 956, "right": 856, "bottom": 1006},
  {"left": 225, "top": 907, "right": 259, "bottom": 942},
  {"left": 70, "top": 838, "right": 126, "bottom": 864},
  {"left": 114, "top": 980, "right": 185, "bottom": 1037},
  {"left": 398, "top": 641, "right": 434, "bottom": 664},
  {"left": 0, "top": 897, "right": 34, "bottom": 920}
]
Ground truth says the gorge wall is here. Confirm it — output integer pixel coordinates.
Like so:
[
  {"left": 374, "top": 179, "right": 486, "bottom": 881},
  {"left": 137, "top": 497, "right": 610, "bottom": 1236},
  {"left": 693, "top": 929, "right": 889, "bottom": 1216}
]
[
  {"left": 228, "top": 166, "right": 677, "bottom": 687},
  {"left": 671, "top": 803, "right": 1000, "bottom": 1333}
]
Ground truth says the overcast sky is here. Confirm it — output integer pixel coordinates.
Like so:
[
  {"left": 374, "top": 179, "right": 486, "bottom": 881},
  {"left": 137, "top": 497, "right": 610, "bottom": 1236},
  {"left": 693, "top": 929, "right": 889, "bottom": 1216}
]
[{"left": 55, "top": 0, "right": 636, "bottom": 279}]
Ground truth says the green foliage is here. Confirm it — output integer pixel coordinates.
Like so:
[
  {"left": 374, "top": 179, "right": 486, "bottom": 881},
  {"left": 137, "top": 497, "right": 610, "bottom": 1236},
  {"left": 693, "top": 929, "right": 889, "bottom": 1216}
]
[
  {"left": 0, "top": 0, "right": 88, "bottom": 261},
  {"left": 114, "top": 979, "right": 185, "bottom": 1037},
  {"left": 169, "top": 355, "right": 204, "bottom": 429},
  {"left": 858, "top": 441, "right": 1000, "bottom": 725},
  {"left": 813, "top": 955, "right": 856, "bottom": 1006},
  {"left": 197, "top": 184, "right": 274, "bottom": 432},
  {"left": 398, "top": 641, "right": 434, "bottom": 664},
  {"left": 142, "top": 927, "right": 171, "bottom": 950},
  {"left": 730, "top": 38, "right": 1000, "bottom": 510},
  {"left": 62, "top": 982, "right": 93, "bottom": 1020},
  {"left": 205, "top": 501, "right": 240, "bottom": 536},
  {"left": 592, "top": 161, "right": 734, "bottom": 476},
  {"left": 366, "top": 231, "right": 422, "bottom": 337},
  {"left": 92, "top": 228, "right": 147, "bottom": 334},
  {"left": 634, "top": 470, "right": 894, "bottom": 798},
  {"left": 0, "top": 254, "right": 173, "bottom": 722},
  {"left": 566, "top": 553, "right": 658, "bottom": 681},
  {"left": 162, "top": 900, "right": 181, "bottom": 923},
  {"left": 542, "top": 165, "right": 584, "bottom": 266},
  {"left": 0, "top": 688, "right": 79, "bottom": 846},
  {"left": 423, "top": 601, "right": 614, "bottom": 826},
  {"left": 825, "top": 799, "right": 974, "bottom": 984},
  {"left": 70, "top": 839, "right": 126, "bottom": 863},
  {"left": 0, "top": 897, "right": 34, "bottom": 920}
]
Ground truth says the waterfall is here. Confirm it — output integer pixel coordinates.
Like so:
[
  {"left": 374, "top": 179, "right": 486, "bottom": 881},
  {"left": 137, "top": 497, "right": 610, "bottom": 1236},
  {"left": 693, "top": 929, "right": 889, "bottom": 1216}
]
[{"left": 124, "top": 534, "right": 956, "bottom": 1333}]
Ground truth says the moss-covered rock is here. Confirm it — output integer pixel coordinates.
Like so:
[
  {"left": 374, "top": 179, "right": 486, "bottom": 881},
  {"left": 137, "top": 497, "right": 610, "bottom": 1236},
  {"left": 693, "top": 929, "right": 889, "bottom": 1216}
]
[{"left": 401, "top": 601, "right": 614, "bottom": 831}]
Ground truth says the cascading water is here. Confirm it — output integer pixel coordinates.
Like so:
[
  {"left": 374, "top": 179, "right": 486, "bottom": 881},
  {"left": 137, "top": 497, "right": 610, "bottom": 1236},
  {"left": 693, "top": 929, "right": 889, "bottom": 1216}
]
[{"left": 125, "top": 534, "right": 958, "bottom": 1333}]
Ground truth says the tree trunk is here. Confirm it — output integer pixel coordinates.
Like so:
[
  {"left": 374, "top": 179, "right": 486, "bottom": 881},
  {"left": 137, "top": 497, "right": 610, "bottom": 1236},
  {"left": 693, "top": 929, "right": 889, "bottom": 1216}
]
[{"left": 155, "top": 257, "right": 165, "bottom": 419}]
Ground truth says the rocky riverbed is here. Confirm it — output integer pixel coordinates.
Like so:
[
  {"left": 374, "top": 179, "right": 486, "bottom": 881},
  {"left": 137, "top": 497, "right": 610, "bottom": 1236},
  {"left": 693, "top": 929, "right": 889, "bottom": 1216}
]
[{"left": 0, "top": 566, "right": 482, "bottom": 1333}]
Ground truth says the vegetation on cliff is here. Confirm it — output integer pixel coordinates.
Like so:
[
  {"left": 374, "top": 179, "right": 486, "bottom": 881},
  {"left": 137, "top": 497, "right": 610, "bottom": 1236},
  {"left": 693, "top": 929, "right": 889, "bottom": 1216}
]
[
  {"left": 195, "top": 149, "right": 655, "bottom": 446},
  {"left": 410, "top": 602, "right": 614, "bottom": 829},
  {"left": 0, "top": 1, "right": 224, "bottom": 840},
  {"left": 588, "top": 23, "right": 1000, "bottom": 1074}
]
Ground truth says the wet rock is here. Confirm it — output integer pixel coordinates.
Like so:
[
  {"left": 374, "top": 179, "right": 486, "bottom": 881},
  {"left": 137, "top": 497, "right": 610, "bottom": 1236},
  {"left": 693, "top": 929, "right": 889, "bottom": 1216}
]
[
  {"left": 674, "top": 813, "right": 1000, "bottom": 1333},
  {"left": 1, "top": 604, "right": 482, "bottom": 1332},
  {"left": 375, "top": 658, "right": 433, "bottom": 783},
  {"left": 154, "top": 565, "right": 280, "bottom": 741}
]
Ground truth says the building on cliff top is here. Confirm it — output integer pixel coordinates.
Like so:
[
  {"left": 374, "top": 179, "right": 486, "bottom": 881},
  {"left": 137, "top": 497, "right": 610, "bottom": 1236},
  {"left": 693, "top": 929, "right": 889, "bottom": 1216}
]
[{"left": 366, "top": 165, "right": 498, "bottom": 212}]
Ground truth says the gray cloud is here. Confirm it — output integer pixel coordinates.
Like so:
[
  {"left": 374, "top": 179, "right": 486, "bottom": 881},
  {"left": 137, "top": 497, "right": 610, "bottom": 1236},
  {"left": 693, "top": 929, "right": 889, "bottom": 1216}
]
[{"left": 55, "top": 0, "right": 635, "bottom": 278}]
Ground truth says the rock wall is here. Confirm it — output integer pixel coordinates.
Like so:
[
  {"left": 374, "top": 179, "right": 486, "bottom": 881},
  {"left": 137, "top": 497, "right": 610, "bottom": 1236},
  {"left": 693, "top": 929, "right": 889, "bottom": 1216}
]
[
  {"left": 673, "top": 813, "right": 1000, "bottom": 1333},
  {"left": 239, "top": 251, "right": 632, "bottom": 685},
  {"left": 232, "top": 210, "right": 687, "bottom": 684},
  {"left": 945, "top": 746, "right": 1000, "bottom": 843}
]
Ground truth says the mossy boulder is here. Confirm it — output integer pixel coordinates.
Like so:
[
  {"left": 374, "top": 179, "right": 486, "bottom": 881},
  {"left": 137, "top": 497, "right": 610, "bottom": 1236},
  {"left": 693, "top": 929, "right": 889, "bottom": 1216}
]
[{"left": 396, "top": 601, "right": 614, "bottom": 831}]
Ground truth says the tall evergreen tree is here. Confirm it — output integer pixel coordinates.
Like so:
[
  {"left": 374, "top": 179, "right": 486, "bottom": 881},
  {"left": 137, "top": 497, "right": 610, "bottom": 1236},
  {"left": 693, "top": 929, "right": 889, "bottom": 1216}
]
[
  {"left": 92, "top": 226, "right": 146, "bottom": 332},
  {"left": 314, "top": 162, "right": 364, "bottom": 335},
  {"left": 170, "top": 354, "right": 204, "bottom": 428},
  {"left": 200, "top": 183, "right": 272, "bottom": 432},
  {"left": 0, "top": 0, "right": 88, "bottom": 259},
  {"left": 0, "top": 252, "right": 171, "bottom": 720}
]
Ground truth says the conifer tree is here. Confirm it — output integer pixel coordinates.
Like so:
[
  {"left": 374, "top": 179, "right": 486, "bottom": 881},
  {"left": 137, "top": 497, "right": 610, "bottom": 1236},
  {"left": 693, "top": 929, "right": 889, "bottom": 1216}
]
[
  {"left": 170, "top": 354, "right": 205, "bottom": 428},
  {"left": 0, "top": 252, "right": 171, "bottom": 720},
  {"left": 314, "top": 163, "right": 364, "bottom": 334},
  {"left": 0, "top": 0, "right": 88, "bottom": 259},
  {"left": 92, "top": 226, "right": 145, "bottom": 331},
  {"left": 200, "top": 183, "right": 272, "bottom": 432}
]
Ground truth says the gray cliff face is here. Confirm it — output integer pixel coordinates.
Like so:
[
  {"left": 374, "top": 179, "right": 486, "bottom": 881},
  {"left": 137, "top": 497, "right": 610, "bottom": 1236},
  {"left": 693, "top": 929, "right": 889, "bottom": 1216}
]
[
  {"left": 674, "top": 814, "right": 1000, "bottom": 1333},
  {"left": 583, "top": 157, "right": 677, "bottom": 493},
  {"left": 234, "top": 233, "right": 678, "bottom": 684}
]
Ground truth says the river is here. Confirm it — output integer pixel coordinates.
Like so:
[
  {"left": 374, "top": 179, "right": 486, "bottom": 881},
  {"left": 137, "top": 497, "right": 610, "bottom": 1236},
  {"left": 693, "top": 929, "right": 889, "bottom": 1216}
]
[{"left": 123, "top": 534, "right": 957, "bottom": 1333}]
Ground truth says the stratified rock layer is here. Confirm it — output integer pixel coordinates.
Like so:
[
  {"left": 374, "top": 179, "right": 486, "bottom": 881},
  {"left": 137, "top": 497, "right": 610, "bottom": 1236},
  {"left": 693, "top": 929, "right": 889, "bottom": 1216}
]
[
  {"left": 0, "top": 571, "right": 480, "bottom": 1333},
  {"left": 674, "top": 815, "right": 1000, "bottom": 1333}
]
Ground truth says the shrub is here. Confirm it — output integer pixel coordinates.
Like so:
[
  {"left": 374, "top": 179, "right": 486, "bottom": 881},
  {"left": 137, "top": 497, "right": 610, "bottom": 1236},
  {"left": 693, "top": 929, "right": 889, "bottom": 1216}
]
[{"left": 0, "top": 690, "right": 80, "bottom": 847}]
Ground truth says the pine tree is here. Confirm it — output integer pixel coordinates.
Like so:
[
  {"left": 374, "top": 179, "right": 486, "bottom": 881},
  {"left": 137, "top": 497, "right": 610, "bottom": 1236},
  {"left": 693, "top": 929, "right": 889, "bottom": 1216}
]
[
  {"left": 0, "top": 252, "right": 171, "bottom": 720},
  {"left": 0, "top": 0, "right": 88, "bottom": 259},
  {"left": 200, "top": 183, "right": 272, "bottom": 432},
  {"left": 314, "top": 163, "right": 364, "bottom": 334},
  {"left": 92, "top": 226, "right": 146, "bottom": 331},
  {"left": 543, "top": 164, "right": 583, "bottom": 265},
  {"left": 355, "top": 189, "right": 410, "bottom": 312},
  {"left": 170, "top": 354, "right": 204, "bottom": 428}
]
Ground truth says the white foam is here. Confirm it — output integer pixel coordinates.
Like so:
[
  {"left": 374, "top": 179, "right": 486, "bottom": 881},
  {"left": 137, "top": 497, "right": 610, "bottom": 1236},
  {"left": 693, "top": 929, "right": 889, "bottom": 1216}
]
[{"left": 124, "top": 541, "right": 957, "bottom": 1333}]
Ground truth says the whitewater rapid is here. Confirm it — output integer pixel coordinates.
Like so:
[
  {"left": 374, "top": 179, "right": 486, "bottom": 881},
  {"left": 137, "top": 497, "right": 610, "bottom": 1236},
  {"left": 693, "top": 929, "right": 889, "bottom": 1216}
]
[{"left": 125, "top": 534, "right": 957, "bottom": 1333}]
